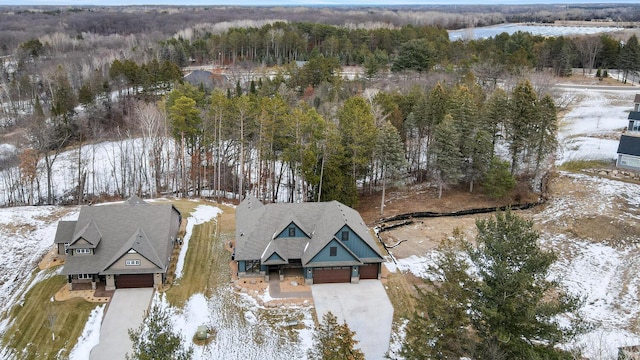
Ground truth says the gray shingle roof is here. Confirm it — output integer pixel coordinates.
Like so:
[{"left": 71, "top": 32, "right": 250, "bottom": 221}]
[
  {"left": 60, "top": 198, "right": 180, "bottom": 276},
  {"left": 235, "top": 196, "right": 383, "bottom": 267},
  {"left": 629, "top": 112, "right": 640, "bottom": 121},
  {"left": 54, "top": 221, "right": 76, "bottom": 244},
  {"left": 618, "top": 134, "right": 640, "bottom": 157},
  {"left": 68, "top": 220, "right": 102, "bottom": 249}
]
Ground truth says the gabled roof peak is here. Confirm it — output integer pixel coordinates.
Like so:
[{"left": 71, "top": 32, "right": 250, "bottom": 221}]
[{"left": 126, "top": 195, "right": 148, "bottom": 206}]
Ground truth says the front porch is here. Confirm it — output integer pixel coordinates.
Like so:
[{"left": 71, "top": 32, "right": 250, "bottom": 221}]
[
  {"left": 54, "top": 281, "right": 114, "bottom": 303},
  {"left": 230, "top": 260, "right": 312, "bottom": 307}
]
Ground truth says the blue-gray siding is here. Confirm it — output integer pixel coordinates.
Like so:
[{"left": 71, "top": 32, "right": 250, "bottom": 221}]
[
  {"left": 335, "top": 225, "right": 382, "bottom": 260},
  {"left": 267, "top": 252, "right": 284, "bottom": 262},
  {"left": 275, "top": 222, "right": 308, "bottom": 239},
  {"left": 308, "top": 239, "right": 358, "bottom": 264}
]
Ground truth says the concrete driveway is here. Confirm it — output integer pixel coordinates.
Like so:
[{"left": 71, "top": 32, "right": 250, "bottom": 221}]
[
  {"left": 311, "top": 280, "right": 394, "bottom": 359},
  {"left": 90, "top": 288, "right": 154, "bottom": 360}
]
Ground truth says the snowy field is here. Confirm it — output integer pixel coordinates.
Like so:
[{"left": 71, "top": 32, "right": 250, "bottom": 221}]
[
  {"left": 449, "top": 23, "right": 623, "bottom": 41},
  {"left": 556, "top": 86, "right": 638, "bottom": 164}
]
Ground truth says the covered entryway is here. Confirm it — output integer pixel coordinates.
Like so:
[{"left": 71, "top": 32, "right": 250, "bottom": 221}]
[
  {"left": 359, "top": 263, "right": 379, "bottom": 279},
  {"left": 115, "top": 274, "right": 154, "bottom": 288},
  {"left": 313, "top": 267, "right": 350, "bottom": 284}
]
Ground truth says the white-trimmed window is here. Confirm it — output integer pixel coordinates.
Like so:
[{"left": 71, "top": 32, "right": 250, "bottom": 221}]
[
  {"left": 77, "top": 274, "right": 92, "bottom": 280},
  {"left": 125, "top": 259, "right": 141, "bottom": 266},
  {"left": 75, "top": 248, "right": 91, "bottom": 255}
]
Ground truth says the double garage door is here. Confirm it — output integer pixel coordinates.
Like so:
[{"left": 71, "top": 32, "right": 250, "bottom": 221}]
[
  {"left": 313, "top": 264, "right": 379, "bottom": 284},
  {"left": 115, "top": 274, "right": 154, "bottom": 288},
  {"left": 313, "top": 267, "right": 351, "bottom": 284}
]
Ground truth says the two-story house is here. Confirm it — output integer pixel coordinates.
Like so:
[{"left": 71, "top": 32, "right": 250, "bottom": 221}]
[
  {"left": 54, "top": 196, "right": 182, "bottom": 290},
  {"left": 234, "top": 195, "right": 384, "bottom": 285}
]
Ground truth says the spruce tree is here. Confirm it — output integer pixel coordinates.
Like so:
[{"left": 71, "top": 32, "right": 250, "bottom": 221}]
[
  {"left": 308, "top": 312, "right": 365, "bottom": 360},
  {"left": 507, "top": 80, "right": 537, "bottom": 175},
  {"left": 402, "top": 232, "right": 475, "bottom": 360},
  {"left": 482, "top": 158, "right": 516, "bottom": 199},
  {"left": 127, "top": 303, "right": 193, "bottom": 360},
  {"left": 376, "top": 120, "right": 406, "bottom": 215},
  {"left": 432, "top": 114, "right": 463, "bottom": 199},
  {"left": 469, "top": 210, "right": 581, "bottom": 359},
  {"left": 402, "top": 210, "right": 582, "bottom": 360},
  {"left": 618, "top": 35, "right": 640, "bottom": 84}
]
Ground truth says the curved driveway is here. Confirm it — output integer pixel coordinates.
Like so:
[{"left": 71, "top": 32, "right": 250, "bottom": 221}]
[{"left": 312, "top": 280, "right": 393, "bottom": 359}]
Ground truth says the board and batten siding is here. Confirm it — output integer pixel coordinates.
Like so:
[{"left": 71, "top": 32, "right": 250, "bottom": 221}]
[
  {"left": 275, "top": 222, "right": 308, "bottom": 239},
  {"left": 266, "top": 252, "right": 284, "bottom": 262},
  {"left": 335, "top": 225, "right": 381, "bottom": 260},
  {"left": 308, "top": 239, "right": 358, "bottom": 263}
]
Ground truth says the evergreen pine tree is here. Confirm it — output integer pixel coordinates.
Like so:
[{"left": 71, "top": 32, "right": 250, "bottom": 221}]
[
  {"left": 482, "top": 157, "right": 516, "bottom": 199},
  {"left": 432, "top": 114, "right": 463, "bottom": 199},
  {"left": 618, "top": 35, "right": 640, "bottom": 84},
  {"left": 127, "top": 303, "right": 193, "bottom": 360},
  {"left": 402, "top": 210, "right": 583, "bottom": 360},
  {"left": 308, "top": 312, "right": 365, "bottom": 360},
  {"left": 469, "top": 210, "right": 582, "bottom": 359},
  {"left": 376, "top": 120, "right": 406, "bottom": 215},
  {"left": 507, "top": 80, "right": 537, "bottom": 175},
  {"left": 402, "top": 232, "right": 475, "bottom": 360}
]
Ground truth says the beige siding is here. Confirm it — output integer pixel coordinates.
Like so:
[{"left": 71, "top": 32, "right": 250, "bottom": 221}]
[
  {"left": 107, "top": 253, "right": 160, "bottom": 272},
  {"left": 73, "top": 238, "right": 91, "bottom": 246}
]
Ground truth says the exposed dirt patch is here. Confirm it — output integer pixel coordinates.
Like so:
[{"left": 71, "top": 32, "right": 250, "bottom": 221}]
[
  {"left": 567, "top": 216, "right": 640, "bottom": 246},
  {"left": 358, "top": 182, "right": 540, "bottom": 258},
  {"left": 380, "top": 216, "right": 482, "bottom": 258},
  {"left": 357, "top": 183, "right": 538, "bottom": 226}
]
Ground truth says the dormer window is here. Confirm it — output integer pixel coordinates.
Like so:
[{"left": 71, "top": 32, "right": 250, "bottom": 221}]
[
  {"left": 341, "top": 231, "right": 349, "bottom": 241},
  {"left": 75, "top": 249, "right": 91, "bottom": 255},
  {"left": 289, "top": 227, "right": 295, "bottom": 237}
]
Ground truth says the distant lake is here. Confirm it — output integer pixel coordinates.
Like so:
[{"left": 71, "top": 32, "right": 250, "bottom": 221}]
[{"left": 448, "top": 23, "right": 623, "bottom": 41}]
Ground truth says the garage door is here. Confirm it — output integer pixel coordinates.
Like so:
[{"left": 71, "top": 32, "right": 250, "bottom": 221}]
[
  {"left": 359, "top": 264, "right": 379, "bottom": 279},
  {"left": 314, "top": 268, "right": 351, "bottom": 284},
  {"left": 115, "top": 274, "right": 154, "bottom": 288}
]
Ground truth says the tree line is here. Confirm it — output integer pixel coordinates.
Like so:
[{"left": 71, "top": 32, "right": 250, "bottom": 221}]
[{"left": 4, "top": 16, "right": 640, "bottom": 206}]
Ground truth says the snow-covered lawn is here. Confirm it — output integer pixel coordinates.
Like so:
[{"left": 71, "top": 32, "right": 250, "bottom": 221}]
[
  {"left": 174, "top": 204, "right": 223, "bottom": 280},
  {"left": 0, "top": 205, "right": 79, "bottom": 335},
  {"left": 556, "top": 87, "right": 638, "bottom": 164}
]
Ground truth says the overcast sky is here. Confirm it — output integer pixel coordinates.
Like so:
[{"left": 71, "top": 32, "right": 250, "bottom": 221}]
[{"left": 4, "top": 0, "right": 640, "bottom": 6}]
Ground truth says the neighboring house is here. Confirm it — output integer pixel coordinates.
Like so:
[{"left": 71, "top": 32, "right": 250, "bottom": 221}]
[
  {"left": 183, "top": 70, "right": 215, "bottom": 90},
  {"left": 54, "top": 196, "right": 182, "bottom": 290},
  {"left": 617, "top": 94, "right": 640, "bottom": 170},
  {"left": 234, "top": 195, "right": 384, "bottom": 285}
]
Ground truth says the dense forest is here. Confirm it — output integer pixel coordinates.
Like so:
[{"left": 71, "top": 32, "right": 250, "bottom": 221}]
[{"left": 1, "top": 5, "right": 640, "bottom": 207}]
